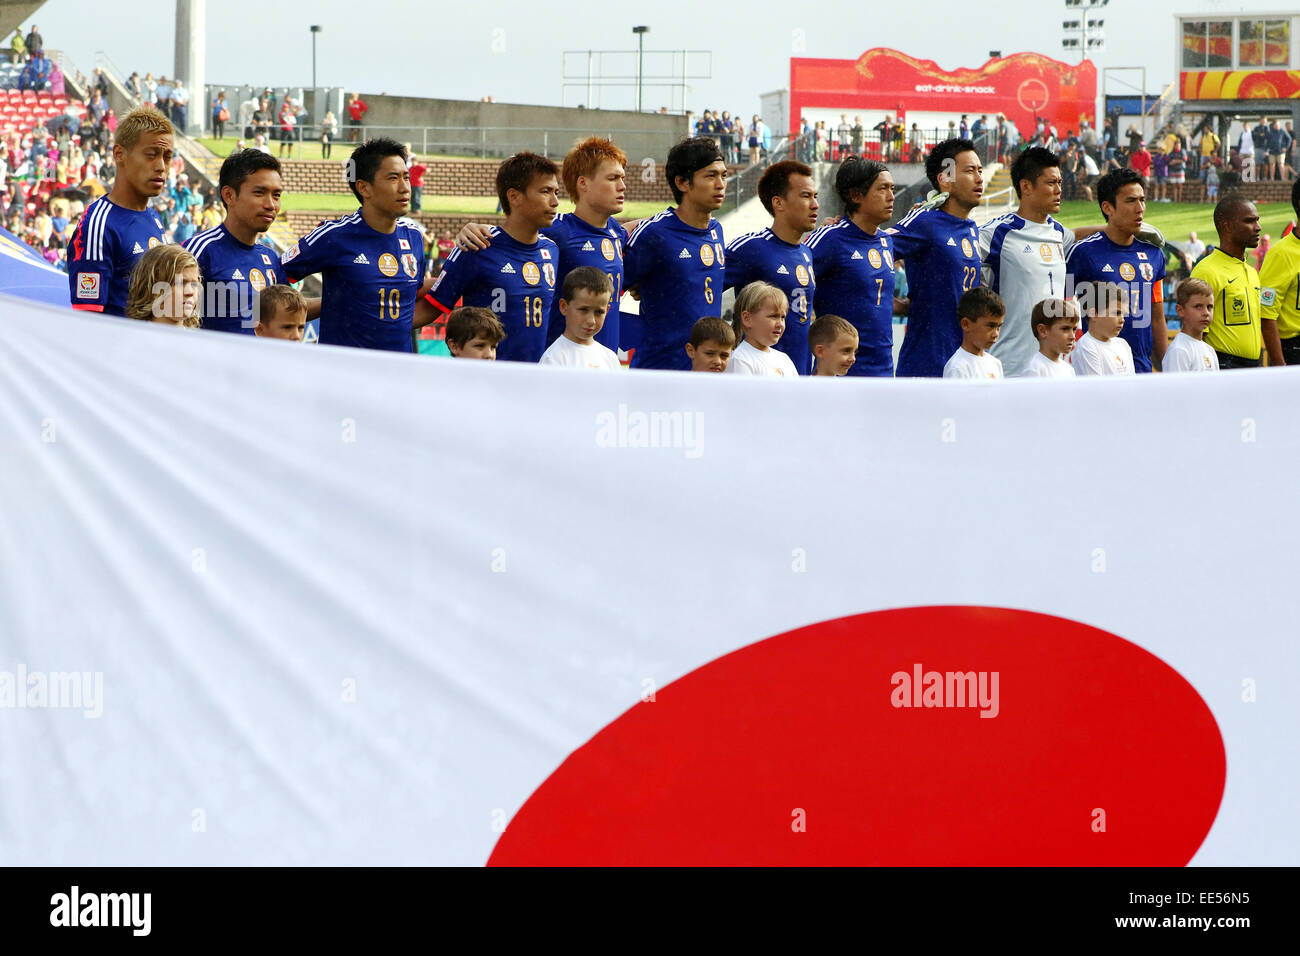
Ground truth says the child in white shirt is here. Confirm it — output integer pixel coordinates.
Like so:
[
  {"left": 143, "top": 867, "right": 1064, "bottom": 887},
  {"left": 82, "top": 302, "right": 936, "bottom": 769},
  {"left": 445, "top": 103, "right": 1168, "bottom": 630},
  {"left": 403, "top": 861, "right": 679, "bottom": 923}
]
[
  {"left": 1163, "top": 277, "right": 1219, "bottom": 372},
  {"left": 1020, "top": 298, "right": 1078, "bottom": 377},
  {"left": 727, "top": 281, "right": 799, "bottom": 377},
  {"left": 1072, "top": 281, "right": 1135, "bottom": 376},
  {"left": 539, "top": 266, "right": 620, "bottom": 370},
  {"left": 943, "top": 286, "right": 1006, "bottom": 379}
]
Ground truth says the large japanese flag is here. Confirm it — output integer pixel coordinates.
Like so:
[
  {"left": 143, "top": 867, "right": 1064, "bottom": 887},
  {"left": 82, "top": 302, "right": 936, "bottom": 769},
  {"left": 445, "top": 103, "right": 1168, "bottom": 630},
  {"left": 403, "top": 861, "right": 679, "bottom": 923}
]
[{"left": 0, "top": 296, "right": 1294, "bottom": 865}]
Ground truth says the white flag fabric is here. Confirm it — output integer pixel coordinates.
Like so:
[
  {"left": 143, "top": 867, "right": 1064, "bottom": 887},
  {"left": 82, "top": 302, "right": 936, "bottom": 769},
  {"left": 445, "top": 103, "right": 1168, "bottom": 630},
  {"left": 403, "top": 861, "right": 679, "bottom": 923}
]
[{"left": 0, "top": 295, "right": 1296, "bottom": 865}]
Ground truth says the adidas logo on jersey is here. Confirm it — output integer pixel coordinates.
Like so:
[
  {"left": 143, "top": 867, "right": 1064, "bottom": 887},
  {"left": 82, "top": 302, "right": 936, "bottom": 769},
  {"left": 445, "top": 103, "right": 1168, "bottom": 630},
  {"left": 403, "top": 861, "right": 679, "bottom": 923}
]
[
  {"left": 581, "top": 241, "right": 595, "bottom": 251},
  {"left": 232, "top": 269, "right": 244, "bottom": 279},
  {"left": 354, "top": 253, "right": 370, "bottom": 264},
  {"left": 1102, "top": 264, "right": 1114, "bottom": 273},
  {"left": 679, "top": 248, "right": 691, "bottom": 259},
  {"left": 777, "top": 265, "right": 789, "bottom": 274},
  {"left": 500, "top": 263, "right": 516, "bottom": 273},
  {"left": 947, "top": 237, "right": 957, "bottom": 247},
  {"left": 851, "top": 250, "right": 863, "bottom": 259},
  {"left": 132, "top": 242, "right": 144, "bottom": 254},
  {"left": 1023, "top": 244, "right": 1032, "bottom": 253}
]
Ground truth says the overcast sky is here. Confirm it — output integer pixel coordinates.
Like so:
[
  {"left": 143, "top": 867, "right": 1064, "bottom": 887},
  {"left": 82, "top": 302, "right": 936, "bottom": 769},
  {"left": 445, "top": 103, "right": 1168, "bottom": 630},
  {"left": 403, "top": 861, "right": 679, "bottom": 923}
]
[{"left": 33, "top": 0, "right": 1242, "bottom": 112}]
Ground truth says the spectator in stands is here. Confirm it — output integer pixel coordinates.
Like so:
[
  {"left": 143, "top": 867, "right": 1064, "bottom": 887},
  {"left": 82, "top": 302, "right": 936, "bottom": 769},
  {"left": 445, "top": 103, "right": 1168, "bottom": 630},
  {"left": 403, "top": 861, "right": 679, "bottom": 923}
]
[
  {"left": 127, "top": 71, "right": 141, "bottom": 99},
  {"left": 748, "top": 115, "right": 763, "bottom": 166},
  {"left": 87, "top": 89, "right": 106, "bottom": 125},
  {"left": 277, "top": 97, "right": 297, "bottom": 157},
  {"left": 155, "top": 76, "right": 173, "bottom": 119},
  {"left": 143, "top": 72, "right": 157, "bottom": 105},
  {"left": 24, "top": 24, "right": 42, "bottom": 56},
  {"left": 48, "top": 60, "right": 64, "bottom": 96},
  {"left": 1268, "top": 120, "right": 1290, "bottom": 182},
  {"left": 407, "top": 149, "right": 427, "bottom": 211},
  {"left": 252, "top": 98, "right": 271, "bottom": 139},
  {"left": 94, "top": 68, "right": 109, "bottom": 99},
  {"left": 320, "top": 109, "right": 337, "bottom": 158},
  {"left": 346, "top": 92, "right": 367, "bottom": 142},
  {"left": 212, "top": 91, "right": 229, "bottom": 140},
  {"left": 7, "top": 28, "right": 25, "bottom": 64},
  {"left": 909, "top": 123, "right": 923, "bottom": 163},
  {"left": 171, "top": 80, "right": 190, "bottom": 132}
]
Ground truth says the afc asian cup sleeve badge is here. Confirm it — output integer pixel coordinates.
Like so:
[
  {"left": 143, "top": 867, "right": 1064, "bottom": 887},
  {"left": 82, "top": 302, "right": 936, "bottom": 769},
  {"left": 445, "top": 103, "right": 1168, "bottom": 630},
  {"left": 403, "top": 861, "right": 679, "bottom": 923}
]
[
  {"left": 522, "top": 261, "right": 541, "bottom": 286},
  {"left": 795, "top": 264, "right": 810, "bottom": 286},
  {"left": 402, "top": 253, "right": 418, "bottom": 278},
  {"left": 75, "top": 272, "right": 100, "bottom": 299},
  {"left": 867, "top": 248, "right": 883, "bottom": 269},
  {"left": 699, "top": 243, "right": 715, "bottom": 267},
  {"left": 961, "top": 237, "right": 974, "bottom": 258},
  {"left": 1119, "top": 262, "right": 1136, "bottom": 282},
  {"left": 1261, "top": 287, "right": 1277, "bottom": 308},
  {"left": 282, "top": 242, "right": 300, "bottom": 264},
  {"left": 601, "top": 238, "right": 616, "bottom": 261},
  {"left": 1139, "top": 262, "right": 1154, "bottom": 281}
]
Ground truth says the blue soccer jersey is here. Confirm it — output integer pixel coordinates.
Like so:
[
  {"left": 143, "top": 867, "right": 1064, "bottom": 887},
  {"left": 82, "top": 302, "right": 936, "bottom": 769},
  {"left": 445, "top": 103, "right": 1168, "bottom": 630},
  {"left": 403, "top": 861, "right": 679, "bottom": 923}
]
[
  {"left": 888, "top": 208, "right": 982, "bottom": 377},
  {"left": 68, "top": 197, "right": 168, "bottom": 316},
  {"left": 623, "top": 208, "right": 726, "bottom": 371},
  {"left": 426, "top": 225, "right": 559, "bottom": 363},
  {"left": 724, "top": 227, "right": 817, "bottom": 374},
  {"left": 280, "top": 211, "right": 426, "bottom": 352},
  {"left": 541, "top": 212, "right": 628, "bottom": 352},
  {"left": 1065, "top": 232, "right": 1167, "bottom": 373},
  {"left": 184, "top": 225, "right": 283, "bottom": 334},
  {"left": 805, "top": 220, "right": 896, "bottom": 377}
]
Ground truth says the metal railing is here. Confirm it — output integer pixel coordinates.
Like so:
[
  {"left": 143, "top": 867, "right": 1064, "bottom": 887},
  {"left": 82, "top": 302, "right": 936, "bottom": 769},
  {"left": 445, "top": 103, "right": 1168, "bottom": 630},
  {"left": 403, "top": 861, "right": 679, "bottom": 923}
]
[
  {"left": 226, "top": 124, "right": 677, "bottom": 162},
  {"left": 719, "top": 137, "right": 791, "bottom": 214},
  {"left": 788, "top": 126, "right": 1014, "bottom": 166}
]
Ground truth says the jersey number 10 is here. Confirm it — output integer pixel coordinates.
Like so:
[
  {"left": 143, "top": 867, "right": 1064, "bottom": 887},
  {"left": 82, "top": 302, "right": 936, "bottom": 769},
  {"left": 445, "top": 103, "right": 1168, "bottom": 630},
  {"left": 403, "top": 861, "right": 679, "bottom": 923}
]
[{"left": 377, "top": 288, "right": 401, "bottom": 320}]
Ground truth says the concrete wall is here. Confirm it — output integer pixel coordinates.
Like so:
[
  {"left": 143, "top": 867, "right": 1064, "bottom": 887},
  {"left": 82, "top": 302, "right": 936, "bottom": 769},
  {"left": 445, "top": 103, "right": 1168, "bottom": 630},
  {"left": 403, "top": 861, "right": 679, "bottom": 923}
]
[{"left": 350, "top": 94, "right": 687, "bottom": 163}]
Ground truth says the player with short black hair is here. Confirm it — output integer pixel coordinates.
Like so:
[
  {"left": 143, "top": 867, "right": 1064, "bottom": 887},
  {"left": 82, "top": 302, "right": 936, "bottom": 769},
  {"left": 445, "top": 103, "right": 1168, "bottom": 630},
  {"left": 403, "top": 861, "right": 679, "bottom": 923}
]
[
  {"left": 723, "top": 160, "right": 820, "bottom": 373},
  {"left": 418, "top": 152, "right": 561, "bottom": 362},
  {"left": 184, "top": 149, "right": 286, "bottom": 334},
  {"left": 1065, "top": 167, "right": 1167, "bottom": 372},
  {"left": 889, "top": 138, "right": 985, "bottom": 376},
  {"left": 280, "top": 137, "right": 429, "bottom": 350},
  {"left": 623, "top": 136, "right": 729, "bottom": 370},
  {"left": 978, "top": 147, "right": 1074, "bottom": 376}
]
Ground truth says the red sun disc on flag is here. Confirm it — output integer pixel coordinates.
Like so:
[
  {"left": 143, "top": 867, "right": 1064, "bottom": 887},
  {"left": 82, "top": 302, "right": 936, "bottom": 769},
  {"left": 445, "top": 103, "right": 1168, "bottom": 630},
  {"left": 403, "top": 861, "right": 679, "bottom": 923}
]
[{"left": 488, "top": 606, "right": 1225, "bottom": 865}]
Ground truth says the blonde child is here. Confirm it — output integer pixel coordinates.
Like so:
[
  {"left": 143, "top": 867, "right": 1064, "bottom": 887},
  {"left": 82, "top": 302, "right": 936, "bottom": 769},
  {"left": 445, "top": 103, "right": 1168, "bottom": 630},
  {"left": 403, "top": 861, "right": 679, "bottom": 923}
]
[
  {"left": 727, "top": 281, "right": 798, "bottom": 376},
  {"left": 124, "top": 244, "right": 200, "bottom": 327}
]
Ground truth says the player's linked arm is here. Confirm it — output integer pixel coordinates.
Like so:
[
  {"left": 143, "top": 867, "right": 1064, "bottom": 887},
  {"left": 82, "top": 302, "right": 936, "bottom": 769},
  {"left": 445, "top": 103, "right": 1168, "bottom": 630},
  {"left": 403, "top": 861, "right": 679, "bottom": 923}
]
[{"left": 412, "top": 277, "right": 441, "bottom": 328}]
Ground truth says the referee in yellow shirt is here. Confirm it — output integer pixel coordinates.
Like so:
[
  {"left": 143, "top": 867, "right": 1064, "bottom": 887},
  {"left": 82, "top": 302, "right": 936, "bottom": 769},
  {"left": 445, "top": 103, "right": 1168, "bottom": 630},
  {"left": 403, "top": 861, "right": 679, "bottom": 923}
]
[
  {"left": 1191, "top": 196, "right": 1263, "bottom": 368},
  {"left": 1259, "top": 181, "right": 1300, "bottom": 366}
]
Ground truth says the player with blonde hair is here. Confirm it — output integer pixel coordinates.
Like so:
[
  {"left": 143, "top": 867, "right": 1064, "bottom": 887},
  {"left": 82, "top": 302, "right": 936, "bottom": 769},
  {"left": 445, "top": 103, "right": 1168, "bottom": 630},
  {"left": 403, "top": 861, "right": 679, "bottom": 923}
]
[{"left": 68, "top": 106, "right": 173, "bottom": 315}]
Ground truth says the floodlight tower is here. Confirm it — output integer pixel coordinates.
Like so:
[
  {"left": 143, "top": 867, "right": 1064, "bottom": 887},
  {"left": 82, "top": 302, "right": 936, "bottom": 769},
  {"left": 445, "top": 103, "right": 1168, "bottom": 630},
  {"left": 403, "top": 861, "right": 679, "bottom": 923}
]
[{"left": 1063, "top": 0, "right": 1107, "bottom": 62}]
